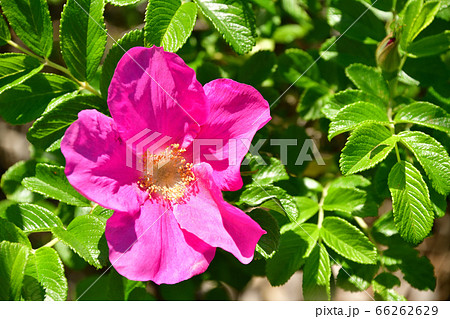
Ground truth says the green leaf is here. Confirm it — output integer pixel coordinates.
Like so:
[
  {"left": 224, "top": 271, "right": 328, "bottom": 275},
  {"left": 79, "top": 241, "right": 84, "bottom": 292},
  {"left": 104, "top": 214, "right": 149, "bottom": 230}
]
[
  {"left": 372, "top": 272, "right": 406, "bottom": 301},
  {"left": 0, "top": 73, "right": 78, "bottom": 124},
  {"left": 399, "top": 131, "right": 450, "bottom": 195},
  {"left": 240, "top": 185, "right": 298, "bottom": 221},
  {"left": 336, "top": 261, "right": 378, "bottom": 292},
  {"left": 100, "top": 29, "right": 144, "bottom": 97},
  {"left": 25, "top": 247, "right": 67, "bottom": 301},
  {"left": 106, "top": 0, "right": 141, "bottom": 5},
  {"left": 0, "top": 53, "right": 43, "bottom": 95},
  {"left": 0, "top": 219, "right": 31, "bottom": 248},
  {"left": 345, "top": 64, "right": 389, "bottom": 103},
  {"left": 302, "top": 243, "right": 331, "bottom": 301},
  {"left": 266, "top": 223, "right": 319, "bottom": 286},
  {"left": 247, "top": 209, "right": 280, "bottom": 259},
  {"left": 340, "top": 124, "right": 399, "bottom": 175},
  {"left": 246, "top": 154, "right": 289, "bottom": 185},
  {"left": 194, "top": 0, "right": 256, "bottom": 55},
  {"left": 394, "top": 102, "right": 450, "bottom": 134},
  {"left": 294, "top": 197, "right": 319, "bottom": 224},
  {"left": 328, "top": 102, "right": 389, "bottom": 140},
  {"left": 0, "top": 241, "right": 29, "bottom": 300},
  {"left": 0, "top": 160, "right": 36, "bottom": 201},
  {"left": 60, "top": 0, "right": 107, "bottom": 81},
  {"left": 144, "top": 0, "right": 197, "bottom": 52},
  {"left": 249, "top": 0, "right": 276, "bottom": 14},
  {"left": 408, "top": 31, "right": 450, "bottom": 57},
  {"left": 22, "top": 164, "right": 91, "bottom": 207},
  {"left": 27, "top": 94, "right": 107, "bottom": 149},
  {"left": 0, "top": 13, "right": 10, "bottom": 45},
  {"left": 388, "top": 160, "right": 434, "bottom": 245},
  {"left": 398, "top": 254, "right": 436, "bottom": 291},
  {"left": 52, "top": 215, "right": 107, "bottom": 268},
  {"left": 329, "top": 175, "right": 371, "bottom": 189},
  {"left": 239, "top": 51, "right": 276, "bottom": 86},
  {"left": 323, "top": 186, "right": 366, "bottom": 214},
  {"left": 322, "top": 89, "right": 385, "bottom": 120},
  {"left": 0, "top": 203, "right": 63, "bottom": 234},
  {"left": 278, "top": 48, "right": 321, "bottom": 89},
  {"left": 409, "top": 1, "right": 441, "bottom": 46},
  {"left": 327, "top": 0, "right": 385, "bottom": 44},
  {"left": 400, "top": 0, "right": 423, "bottom": 50},
  {"left": 320, "top": 217, "right": 377, "bottom": 264},
  {"left": 0, "top": 0, "right": 53, "bottom": 57}
]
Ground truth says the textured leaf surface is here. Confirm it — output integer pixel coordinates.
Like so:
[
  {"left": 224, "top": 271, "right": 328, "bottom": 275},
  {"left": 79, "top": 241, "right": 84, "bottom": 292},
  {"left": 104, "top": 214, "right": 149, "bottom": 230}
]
[
  {"left": 52, "top": 215, "right": 107, "bottom": 268},
  {"left": 302, "top": 243, "right": 331, "bottom": 300},
  {"left": 322, "top": 89, "right": 385, "bottom": 120},
  {"left": 323, "top": 186, "right": 366, "bottom": 214},
  {"left": 278, "top": 48, "right": 320, "bottom": 89},
  {"left": 399, "top": 131, "right": 450, "bottom": 195},
  {"left": 0, "top": 74, "right": 78, "bottom": 124},
  {"left": 240, "top": 185, "right": 298, "bottom": 221},
  {"left": 295, "top": 197, "right": 319, "bottom": 224},
  {"left": 100, "top": 30, "right": 144, "bottom": 97},
  {"left": 320, "top": 217, "right": 377, "bottom": 264},
  {"left": 194, "top": 0, "right": 256, "bottom": 54},
  {"left": 0, "top": 219, "right": 31, "bottom": 248},
  {"left": 26, "top": 247, "right": 68, "bottom": 301},
  {"left": 266, "top": 223, "right": 319, "bottom": 286},
  {"left": 345, "top": 64, "right": 389, "bottom": 103},
  {"left": 0, "top": 241, "right": 29, "bottom": 300},
  {"left": 0, "top": 0, "right": 53, "bottom": 57},
  {"left": 28, "top": 94, "right": 107, "bottom": 149},
  {"left": 372, "top": 272, "right": 405, "bottom": 301},
  {"left": 0, "top": 53, "right": 43, "bottom": 95},
  {"left": 408, "top": 31, "right": 450, "bottom": 57},
  {"left": 394, "top": 102, "right": 450, "bottom": 134},
  {"left": 144, "top": 0, "right": 197, "bottom": 52},
  {"left": 407, "top": 1, "right": 440, "bottom": 46},
  {"left": 0, "top": 13, "right": 10, "bottom": 45},
  {"left": 22, "top": 164, "right": 90, "bottom": 207},
  {"left": 340, "top": 124, "right": 399, "bottom": 175},
  {"left": 60, "top": 0, "right": 107, "bottom": 81},
  {"left": 328, "top": 102, "right": 389, "bottom": 140},
  {"left": 0, "top": 203, "right": 63, "bottom": 234},
  {"left": 247, "top": 155, "right": 289, "bottom": 185},
  {"left": 247, "top": 209, "right": 279, "bottom": 259},
  {"left": 106, "top": 0, "right": 140, "bottom": 5},
  {"left": 388, "top": 161, "right": 434, "bottom": 245}
]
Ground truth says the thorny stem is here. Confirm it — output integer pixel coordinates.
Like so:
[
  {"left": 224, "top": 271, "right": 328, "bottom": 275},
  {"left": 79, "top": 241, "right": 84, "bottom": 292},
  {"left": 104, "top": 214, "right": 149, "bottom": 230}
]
[{"left": 7, "top": 40, "right": 101, "bottom": 97}]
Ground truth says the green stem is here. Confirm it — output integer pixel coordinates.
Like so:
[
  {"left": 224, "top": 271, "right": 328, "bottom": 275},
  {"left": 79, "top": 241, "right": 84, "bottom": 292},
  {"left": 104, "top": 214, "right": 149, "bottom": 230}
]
[
  {"left": 43, "top": 238, "right": 59, "bottom": 248},
  {"left": 7, "top": 40, "right": 102, "bottom": 97},
  {"left": 317, "top": 183, "right": 330, "bottom": 229},
  {"left": 354, "top": 216, "right": 369, "bottom": 233}
]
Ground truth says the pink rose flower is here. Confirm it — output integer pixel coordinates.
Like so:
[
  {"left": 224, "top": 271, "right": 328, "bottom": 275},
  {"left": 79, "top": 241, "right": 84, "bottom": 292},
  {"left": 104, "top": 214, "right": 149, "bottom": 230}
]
[{"left": 61, "top": 47, "right": 271, "bottom": 284}]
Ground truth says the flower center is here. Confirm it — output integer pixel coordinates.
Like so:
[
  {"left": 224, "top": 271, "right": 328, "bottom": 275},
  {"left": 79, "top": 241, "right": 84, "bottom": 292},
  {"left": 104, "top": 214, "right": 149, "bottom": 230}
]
[{"left": 137, "top": 144, "right": 195, "bottom": 203}]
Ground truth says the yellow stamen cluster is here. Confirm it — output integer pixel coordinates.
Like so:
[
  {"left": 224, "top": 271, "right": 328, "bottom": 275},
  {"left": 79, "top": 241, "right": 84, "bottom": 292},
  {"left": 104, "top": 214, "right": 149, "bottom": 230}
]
[{"left": 137, "top": 144, "right": 195, "bottom": 204}]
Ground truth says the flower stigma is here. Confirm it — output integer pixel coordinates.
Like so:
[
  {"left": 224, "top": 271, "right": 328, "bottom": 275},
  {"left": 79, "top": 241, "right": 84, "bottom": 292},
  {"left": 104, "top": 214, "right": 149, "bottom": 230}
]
[{"left": 137, "top": 144, "right": 196, "bottom": 204}]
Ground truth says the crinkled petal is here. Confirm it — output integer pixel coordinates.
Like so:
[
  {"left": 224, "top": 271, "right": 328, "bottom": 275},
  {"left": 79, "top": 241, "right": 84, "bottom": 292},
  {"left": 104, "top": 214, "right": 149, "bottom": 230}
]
[
  {"left": 105, "top": 203, "right": 215, "bottom": 284},
  {"left": 187, "top": 79, "right": 271, "bottom": 191},
  {"left": 61, "top": 109, "right": 147, "bottom": 213},
  {"left": 173, "top": 163, "right": 265, "bottom": 264},
  {"left": 108, "top": 46, "right": 209, "bottom": 150}
]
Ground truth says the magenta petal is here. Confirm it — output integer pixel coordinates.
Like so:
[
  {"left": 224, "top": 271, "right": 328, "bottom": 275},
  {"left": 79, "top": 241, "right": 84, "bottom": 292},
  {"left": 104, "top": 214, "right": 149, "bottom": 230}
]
[
  {"left": 173, "top": 163, "right": 265, "bottom": 264},
  {"left": 105, "top": 203, "right": 215, "bottom": 284},
  {"left": 189, "top": 79, "right": 271, "bottom": 191},
  {"left": 61, "top": 109, "right": 147, "bottom": 213},
  {"left": 108, "top": 46, "right": 209, "bottom": 148}
]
